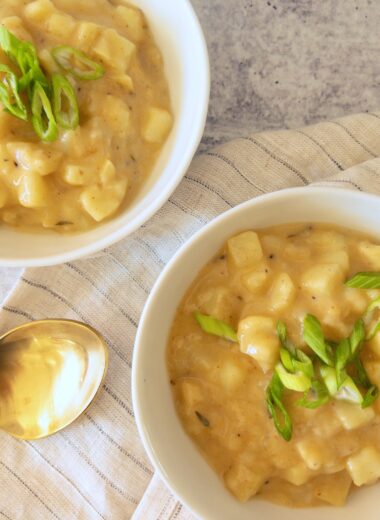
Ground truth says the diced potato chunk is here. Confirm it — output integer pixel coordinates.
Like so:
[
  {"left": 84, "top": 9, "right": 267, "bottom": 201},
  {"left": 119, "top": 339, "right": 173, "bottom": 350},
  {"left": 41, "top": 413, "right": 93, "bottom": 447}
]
[
  {"left": 312, "top": 410, "right": 342, "bottom": 438},
  {"left": 237, "top": 316, "right": 279, "bottom": 372},
  {"left": 312, "top": 472, "right": 352, "bottom": 506},
  {"left": 7, "top": 143, "right": 62, "bottom": 176},
  {"left": 369, "top": 335, "right": 380, "bottom": 363},
  {"left": 23, "top": 0, "right": 54, "bottom": 22},
  {"left": 80, "top": 179, "right": 127, "bottom": 222},
  {"left": 46, "top": 13, "right": 76, "bottom": 38},
  {"left": 307, "top": 230, "right": 346, "bottom": 250},
  {"left": 333, "top": 401, "right": 375, "bottom": 430},
  {"left": 358, "top": 241, "right": 380, "bottom": 270},
  {"left": 101, "top": 96, "right": 131, "bottom": 135},
  {"left": 116, "top": 5, "right": 146, "bottom": 42},
  {"left": 63, "top": 165, "right": 94, "bottom": 186},
  {"left": 218, "top": 359, "right": 246, "bottom": 392},
  {"left": 75, "top": 22, "right": 101, "bottom": 52},
  {"left": 346, "top": 446, "right": 380, "bottom": 486},
  {"left": 320, "top": 250, "right": 349, "bottom": 272},
  {"left": 296, "top": 438, "right": 330, "bottom": 471},
  {"left": 269, "top": 272, "right": 296, "bottom": 311},
  {"left": 242, "top": 265, "right": 271, "bottom": 293},
  {"left": 364, "top": 361, "right": 380, "bottom": 387},
  {"left": 224, "top": 463, "right": 267, "bottom": 502},
  {"left": 179, "top": 379, "right": 203, "bottom": 409},
  {"left": 343, "top": 287, "right": 369, "bottom": 314},
  {"left": 38, "top": 49, "right": 59, "bottom": 74},
  {"left": 261, "top": 234, "right": 285, "bottom": 255},
  {"left": 141, "top": 107, "right": 173, "bottom": 144},
  {"left": 228, "top": 231, "right": 263, "bottom": 269},
  {"left": 196, "top": 286, "right": 234, "bottom": 323},
  {"left": 93, "top": 29, "right": 136, "bottom": 71},
  {"left": 18, "top": 173, "right": 47, "bottom": 208},
  {"left": 99, "top": 160, "right": 116, "bottom": 185},
  {"left": 283, "top": 243, "right": 310, "bottom": 262},
  {"left": 301, "top": 263, "right": 344, "bottom": 296},
  {"left": 1, "top": 16, "right": 33, "bottom": 41},
  {"left": 282, "top": 464, "right": 313, "bottom": 486},
  {"left": 110, "top": 74, "right": 134, "bottom": 92}
]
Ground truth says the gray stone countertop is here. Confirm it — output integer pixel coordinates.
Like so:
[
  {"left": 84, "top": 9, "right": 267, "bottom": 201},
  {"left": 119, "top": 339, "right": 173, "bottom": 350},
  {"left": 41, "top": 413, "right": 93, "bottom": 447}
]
[{"left": 1, "top": 0, "right": 380, "bottom": 303}]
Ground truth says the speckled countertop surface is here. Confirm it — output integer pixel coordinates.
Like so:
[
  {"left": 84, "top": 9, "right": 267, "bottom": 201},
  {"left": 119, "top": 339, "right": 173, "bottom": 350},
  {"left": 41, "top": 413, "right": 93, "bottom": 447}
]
[{"left": 1, "top": 0, "right": 380, "bottom": 302}]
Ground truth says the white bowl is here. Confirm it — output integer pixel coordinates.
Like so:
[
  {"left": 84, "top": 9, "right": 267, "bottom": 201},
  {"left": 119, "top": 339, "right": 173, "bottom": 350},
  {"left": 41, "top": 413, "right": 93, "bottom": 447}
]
[
  {"left": 0, "top": 0, "right": 209, "bottom": 267},
  {"left": 133, "top": 187, "right": 380, "bottom": 520}
]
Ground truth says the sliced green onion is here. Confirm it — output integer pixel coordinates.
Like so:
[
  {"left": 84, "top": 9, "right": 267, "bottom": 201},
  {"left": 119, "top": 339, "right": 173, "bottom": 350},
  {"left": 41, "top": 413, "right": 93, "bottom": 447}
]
[
  {"left": 0, "top": 26, "right": 18, "bottom": 55},
  {"left": 297, "top": 380, "right": 330, "bottom": 409},
  {"left": 275, "top": 363, "right": 311, "bottom": 392},
  {"left": 320, "top": 365, "right": 338, "bottom": 396},
  {"left": 277, "top": 320, "right": 314, "bottom": 377},
  {"left": 0, "top": 27, "right": 47, "bottom": 92},
  {"left": 364, "top": 297, "right": 380, "bottom": 340},
  {"left": 335, "top": 338, "right": 351, "bottom": 387},
  {"left": 266, "top": 372, "right": 292, "bottom": 441},
  {"left": 349, "top": 319, "right": 365, "bottom": 356},
  {"left": 277, "top": 320, "right": 296, "bottom": 354},
  {"left": 294, "top": 349, "right": 314, "bottom": 378},
  {"left": 354, "top": 357, "right": 371, "bottom": 389},
  {"left": 31, "top": 82, "right": 58, "bottom": 142},
  {"left": 52, "top": 74, "right": 79, "bottom": 129},
  {"left": 52, "top": 46, "right": 105, "bottom": 80},
  {"left": 280, "top": 348, "right": 294, "bottom": 372},
  {"left": 321, "top": 365, "right": 363, "bottom": 404},
  {"left": 0, "top": 64, "right": 27, "bottom": 120},
  {"left": 367, "top": 296, "right": 380, "bottom": 314},
  {"left": 345, "top": 272, "right": 380, "bottom": 289},
  {"left": 334, "top": 375, "right": 363, "bottom": 404},
  {"left": 194, "top": 312, "right": 238, "bottom": 343},
  {"left": 303, "top": 314, "right": 333, "bottom": 366},
  {"left": 362, "top": 385, "right": 379, "bottom": 408},
  {"left": 367, "top": 321, "right": 380, "bottom": 341}
]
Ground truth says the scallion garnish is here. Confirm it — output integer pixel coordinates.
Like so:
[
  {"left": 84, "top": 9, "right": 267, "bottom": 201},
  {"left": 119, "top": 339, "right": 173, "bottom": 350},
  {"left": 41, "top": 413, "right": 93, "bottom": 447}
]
[
  {"left": 275, "top": 363, "right": 311, "bottom": 392},
  {"left": 345, "top": 272, "right": 380, "bottom": 289},
  {"left": 335, "top": 338, "right": 351, "bottom": 387},
  {"left": 194, "top": 312, "right": 238, "bottom": 343},
  {"left": 52, "top": 74, "right": 79, "bottom": 129},
  {"left": 0, "top": 64, "right": 27, "bottom": 120},
  {"left": 349, "top": 318, "right": 366, "bottom": 356},
  {"left": 277, "top": 321, "right": 314, "bottom": 378},
  {"left": 31, "top": 82, "right": 58, "bottom": 142},
  {"left": 193, "top": 272, "right": 380, "bottom": 442},
  {"left": 303, "top": 314, "right": 333, "bottom": 366},
  {"left": 0, "top": 28, "right": 105, "bottom": 140},
  {"left": 266, "top": 372, "right": 292, "bottom": 441},
  {"left": 362, "top": 385, "right": 379, "bottom": 408},
  {"left": 0, "top": 28, "right": 47, "bottom": 92},
  {"left": 51, "top": 46, "right": 105, "bottom": 81},
  {"left": 334, "top": 375, "right": 363, "bottom": 404},
  {"left": 297, "top": 380, "right": 330, "bottom": 409},
  {"left": 364, "top": 297, "right": 380, "bottom": 340}
]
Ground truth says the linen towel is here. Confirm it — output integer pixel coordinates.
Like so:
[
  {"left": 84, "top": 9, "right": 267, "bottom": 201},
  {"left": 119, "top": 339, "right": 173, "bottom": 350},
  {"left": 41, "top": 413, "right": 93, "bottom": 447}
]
[{"left": 1, "top": 112, "right": 380, "bottom": 520}]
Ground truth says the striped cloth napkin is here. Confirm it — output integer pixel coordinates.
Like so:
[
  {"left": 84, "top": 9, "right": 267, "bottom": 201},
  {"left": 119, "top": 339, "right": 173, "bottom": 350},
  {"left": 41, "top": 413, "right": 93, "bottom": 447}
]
[{"left": 1, "top": 112, "right": 380, "bottom": 520}]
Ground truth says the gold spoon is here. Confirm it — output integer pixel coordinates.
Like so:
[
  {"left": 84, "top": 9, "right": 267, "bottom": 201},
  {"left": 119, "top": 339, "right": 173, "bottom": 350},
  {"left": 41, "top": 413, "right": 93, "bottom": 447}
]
[{"left": 0, "top": 319, "right": 108, "bottom": 440}]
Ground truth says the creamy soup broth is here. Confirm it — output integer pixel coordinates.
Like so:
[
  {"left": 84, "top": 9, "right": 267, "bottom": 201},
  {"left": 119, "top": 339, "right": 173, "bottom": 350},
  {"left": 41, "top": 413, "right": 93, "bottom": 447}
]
[
  {"left": 168, "top": 223, "right": 380, "bottom": 507},
  {"left": 0, "top": 0, "right": 172, "bottom": 231}
]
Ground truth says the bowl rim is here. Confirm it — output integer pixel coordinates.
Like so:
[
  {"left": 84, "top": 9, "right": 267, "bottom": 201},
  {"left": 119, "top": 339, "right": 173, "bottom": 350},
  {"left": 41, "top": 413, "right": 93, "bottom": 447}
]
[
  {"left": 132, "top": 186, "right": 380, "bottom": 519},
  {"left": 0, "top": 0, "right": 210, "bottom": 268}
]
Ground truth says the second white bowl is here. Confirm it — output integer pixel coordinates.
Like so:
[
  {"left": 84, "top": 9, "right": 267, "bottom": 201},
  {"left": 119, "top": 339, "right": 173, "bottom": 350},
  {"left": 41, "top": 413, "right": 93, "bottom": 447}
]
[
  {"left": 132, "top": 187, "right": 380, "bottom": 520},
  {"left": 0, "top": 0, "right": 209, "bottom": 267}
]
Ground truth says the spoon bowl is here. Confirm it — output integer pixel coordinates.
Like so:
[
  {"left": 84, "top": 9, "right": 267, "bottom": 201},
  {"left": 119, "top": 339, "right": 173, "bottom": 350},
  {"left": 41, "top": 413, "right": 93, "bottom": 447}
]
[{"left": 0, "top": 319, "right": 108, "bottom": 440}]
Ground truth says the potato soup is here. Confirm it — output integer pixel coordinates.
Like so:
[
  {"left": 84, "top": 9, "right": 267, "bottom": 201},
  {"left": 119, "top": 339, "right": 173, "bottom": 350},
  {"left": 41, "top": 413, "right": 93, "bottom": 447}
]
[
  {"left": 167, "top": 223, "right": 380, "bottom": 507},
  {"left": 0, "top": 0, "right": 172, "bottom": 231}
]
